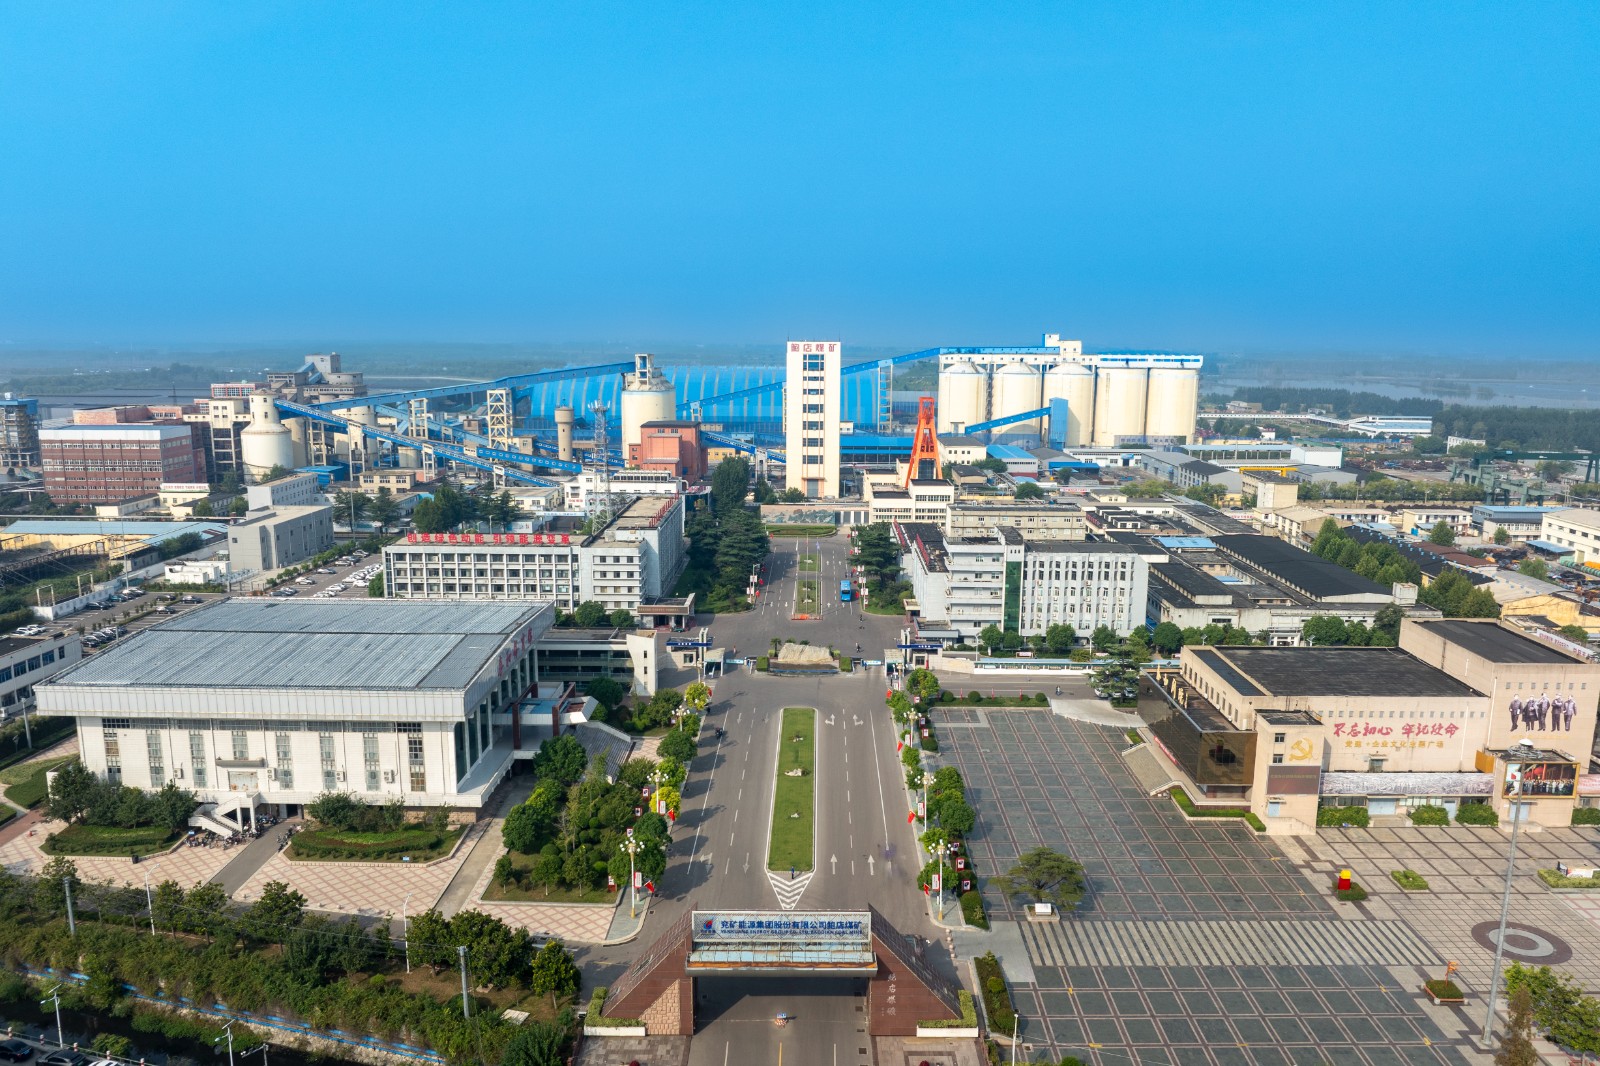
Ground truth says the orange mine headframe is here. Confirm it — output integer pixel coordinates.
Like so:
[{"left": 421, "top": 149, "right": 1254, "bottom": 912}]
[{"left": 905, "top": 396, "right": 939, "bottom": 488}]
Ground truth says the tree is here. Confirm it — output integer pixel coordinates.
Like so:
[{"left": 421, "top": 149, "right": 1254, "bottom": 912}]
[
  {"left": 1558, "top": 624, "right": 1590, "bottom": 643},
  {"left": 1151, "top": 622, "right": 1184, "bottom": 656},
  {"left": 411, "top": 498, "right": 447, "bottom": 534},
  {"left": 978, "top": 625, "right": 1003, "bottom": 654},
  {"left": 608, "top": 608, "right": 634, "bottom": 628},
  {"left": 1013, "top": 481, "right": 1045, "bottom": 501},
  {"left": 44, "top": 759, "right": 96, "bottom": 824},
  {"left": 334, "top": 490, "right": 371, "bottom": 528},
  {"left": 152, "top": 781, "right": 198, "bottom": 833},
  {"left": 931, "top": 794, "right": 976, "bottom": 835},
  {"left": 1001, "top": 630, "right": 1024, "bottom": 651},
  {"left": 367, "top": 488, "right": 402, "bottom": 533},
  {"left": 584, "top": 676, "right": 627, "bottom": 713},
  {"left": 1091, "top": 625, "right": 1118, "bottom": 651},
  {"left": 262, "top": 464, "right": 293, "bottom": 483},
  {"left": 1495, "top": 987, "right": 1539, "bottom": 1066},
  {"left": 450, "top": 908, "right": 535, "bottom": 987},
  {"left": 1043, "top": 623, "right": 1076, "bottom": 655},
  {"left": 710, "top": 457, "right": 752, "bottom": 512},
  {"left": 684, "top": 680, "right": 711, "bottom": 713},
  {"left": 573, "top": 600, "right": 608, "bottom": 628},
  {"left": 1301, "top": 615, "right": 1349, "bottom": 647},
  {"left": 245, "top": 881, "right": 307, "bottom": 942},
  {"left": 150, "top": 880, "right": 186, "bottom": 931},
  {"left": 34, "top": 856, "right": 78, "bottom": 916},
  {"left": 228, "top": 497, "right": 249, "bottom": 516},
  {"left": 752, "top": 478, "right": 777, "bottom": 504},
  {"left": 1426, "top": 520, "right": 1456, "bottom": 546},
  {"left": 906, "top": 668, "right": 942, "bottom": 702},
  {"left": 994, "top": 847, "right": 1087, "bottom": 910},
  {"left": 533, "top": 734, "right": 588, "bottom": 785},
  {"left": 975, "top": 457, "right": 1007, "bottom": 474},
  {"left": 1493, "top": 527, "right": 1512, "bottom": 545},
  {"left": 780, "top": 487, "right": 806, "bottom": 503},
  {"left": 191, "top": 498, "right": 215, "bottom": 517},
  {"left": 501, "top": 1019, "right": 570, "bottom": 1066},
  {"left": 1517, "top": 557, "right": 1550, "bottom": 581},
  {"left": 658, "top": 729, "right": 696, "bottom": 762},
  {"left": 367, "top": 572, "right": 385, "bottom": 597},
  {"left": 407, "top": 908, "right": 455, "bottom": 971}
]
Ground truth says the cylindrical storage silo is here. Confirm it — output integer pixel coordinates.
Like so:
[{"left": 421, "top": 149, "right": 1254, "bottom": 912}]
[
  {"left": 397, "top": 447, "right": 421, "bottom": 469},
  {"left": 554, "top": 405, "right": 576, "bottom": 463},
  {"left": 990, "top": 362, "right": 1043, "bottom": 441},
  {"left": 1144, "top": 367, "right": 1200, "bottom": 444},
  {"left": 1092, "top": 365, "right": 1149, "bottom": 446},
  {"left": 620, "top": 353, "right": 676, "bottom": 462},
  {"left": 240, "top": 393, "right": 295, "bottom": 482},
  {"left": 285, "top": 417, "right": 310, "bottom": 468},
  {"left": 1042, "top": 363, "right": 1096, "bottom": 447},
  {"left": 936, "top": 360, "right": 989, "bottom": 434}
]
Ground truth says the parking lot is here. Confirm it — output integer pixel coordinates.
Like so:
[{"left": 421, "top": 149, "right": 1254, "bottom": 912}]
[{"left": 936, "top": 708, "right": 1486, "bottom": 1066}]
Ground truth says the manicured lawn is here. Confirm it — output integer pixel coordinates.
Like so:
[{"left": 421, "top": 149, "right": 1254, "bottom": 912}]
[
  {"left": 0, "top": 806, "right": 14, "bottom": 829},
  {"left": 766, "top": 525, "right": 837, "bottom": 537},
  {"left": 482, "top": 849, "right": 619, "bottom": 903},
  {"left": 2, "top": 756, "right": 73, "bottom": 809},
  {"left": 797, "top": 553, "right": 819, "bottom": 571},
  {"left": 0, "top": 718, "right": 75, "bottom": 774},
  {"left": 796, "top": 579, "right": 819, "bottom": 614},
  {"left": 288, "top": 824, "right": 464, "bottom": 862},
  {"left": 44, "top": 824, "right": 181, "bottom": 857},
  {"left": 768, "top": 707, "right": 815, "bottom": 872}
]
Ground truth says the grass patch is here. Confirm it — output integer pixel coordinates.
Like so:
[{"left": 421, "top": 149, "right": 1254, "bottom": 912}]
[
  {"left": 938, "top": 693, "right": 1052, "bottom": 707},
  {"left": 863, "top": 596, "right": 907, "bottom": 616},
  {"left": 43, "top": 824, "right": 180, "bottom": 857},
  {"left": 3, "top": 756, "right": 73, "bottom": 808},
  {"left": 960, "top": 890, "right": 989, "bottom": 930},
  {"left": 767, "top": 707, "right": 815, "bottom": 872},
  {"left": 0, "top": 718, "right": 75, "bottom": 774},
  {"left": 1537, "top": 868, "right": 1600, "bottom": 890},
  {"left": 796, "top": 579, "right": 819, "bottom": 614},
  {"left": 288, "top": 824, "right": 463, "bottom": 863},
  {"left": 584, "top": 987, "right": 641, "bottom": 1028},
  {"left": 765, "top": 524, "right": 837, "bottom": 537},
  {"left": 1335, "top": 882, "right": 1369, "bottom": 903},
  {"left": 0, "top": 806, "right": 13, "bottom": 829},
  {"left": 974, "top": 952, "right": 1015, "bottom": 1032},
  {"left": 484, "top": 850, "right": 618, "bottom": 903},
  {"left": 1170, "top": 787, "right": 1267, "bottom": 832},
  {"left": 920, "top": 990, "right": 977, "bottom": 1030},
  {"left": 1390, "top": 869, "right": 1430, "bottom": 891},
  {"left": 1424, "top": 979, "right": 1464, "bottom": 1001},
  {"left": 837, "top": 652, "right": 853, "bottom": 673},
  {"left": 1125, "top": 728, "right": 1143, "bottom": 745},
  {"left": 797, "top": 553, "right": 819, "bottom": 571}
]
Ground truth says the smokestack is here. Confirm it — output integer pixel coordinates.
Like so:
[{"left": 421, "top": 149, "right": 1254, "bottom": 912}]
[{"left": 555, "top": 405, "right": 575, "bottom": 463}]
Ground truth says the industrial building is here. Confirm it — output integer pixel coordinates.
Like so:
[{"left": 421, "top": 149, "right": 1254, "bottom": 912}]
[
  {"left": 39, "top": 424, "right": 207, "bottom": 504},
  {"left": 382, "top": 493, "right": 688, "bottom": 619},
  {"left": 628, "top": 420, "right": 709, "bottom": 481},
  {"left": 897, "top": 522, "right": 1148, "bottom": 642},
  {"left": 227, "top": 505, "right": 336, "bottom": 572},
  {"left": 0, "top": 395, "right": 40, "bottom": 472},
  {"left": 35, "top": 599, "right": 557, "bottom": 818},
  {"left": 1, "top": 630, "right": 80, "bottom": 722},
  {"left": 1540, "top": 508, "right": 1600, "bottom": 566},
  {"left": 1472, "top": 505, "right": 1564, "bottom": 543},
  {"left": 1139, "top": 619, "right": 1600, "bottom": 832}
]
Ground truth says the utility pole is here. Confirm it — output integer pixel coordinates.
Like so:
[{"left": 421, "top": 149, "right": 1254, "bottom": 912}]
[
  {"left": 457, "top": 945, "right": 471, "bottom": 1019},
  {"left": 41, "top": 985, "right": 63, "bottom": 1048},
  {"left": 214, "top": 1021, "right": 235, "bottom": 1066},
  {"left": 63, "top": 877, "right": 76, "bottom": 935},
  {"left": 401, "top": 891, "right": 413, "bottom": 974},
  {"left": 1482, "top": 744, "right": 1532, "bottom": 1047}
]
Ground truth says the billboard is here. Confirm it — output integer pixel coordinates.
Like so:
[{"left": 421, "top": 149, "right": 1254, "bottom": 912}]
[
  {"left": 693, "top": 911, "right": 870, "bottom": 942},
  {"left": 1504, "top": 760, "right": 1578, "bottom": 798},
  {"left": 1505, "top": 691, "right": 1582, "bottom": 733}
]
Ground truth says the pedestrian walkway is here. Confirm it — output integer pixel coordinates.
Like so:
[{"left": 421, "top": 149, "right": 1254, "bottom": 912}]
[
  {"left": 232, "top": 823, "right": 479, "bottom": 918},
  {"left": 209, "top": 819, "right": 299, "bottom": 895},
  {"left": 1019, "top": 917, "right": 1441, "bottom": 968},
  {"left": 0, "top": 814, "right": 234, "bottom": 886},
  {"left": 433, "top": 774, "right": 535, "bottom": 916}
]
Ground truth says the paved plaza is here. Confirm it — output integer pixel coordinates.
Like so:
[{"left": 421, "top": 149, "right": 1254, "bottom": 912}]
[{"left": 0, "top": 813, "right": 235, "bottom": 887}]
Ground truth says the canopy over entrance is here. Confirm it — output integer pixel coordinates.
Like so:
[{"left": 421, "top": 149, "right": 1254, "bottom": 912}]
[{"left": 604, "top": 905, "right": 966, "bottom": 1037}]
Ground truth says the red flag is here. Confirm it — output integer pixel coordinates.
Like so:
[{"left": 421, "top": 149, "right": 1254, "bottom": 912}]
[
  {"left": 645, "top": 880, "right": 655, "bottom": 893},
  {"left": 908, "top": 810, "right": 916, "bottom": 823},
  {"left": 921, "top": 883, "right": 929, "bottom": 895},
  {"left": 896, "top": 740, "right": 903, "bottom": 752},
  {"left": 669, "top": 809, "right": 677, "bottom": 822}
]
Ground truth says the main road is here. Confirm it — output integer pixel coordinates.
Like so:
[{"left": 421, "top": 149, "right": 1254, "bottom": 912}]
[{"left": 580, "top": 528, "right": 956, "bottom": 1066}]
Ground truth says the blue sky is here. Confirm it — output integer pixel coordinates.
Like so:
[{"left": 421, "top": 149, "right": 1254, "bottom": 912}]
[{"left": 0, "top": 2, "right": 1596, "bottom": 357}]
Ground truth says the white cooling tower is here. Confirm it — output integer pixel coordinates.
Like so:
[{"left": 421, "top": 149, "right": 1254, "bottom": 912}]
[
  {"left": 620, "top": 353, "right": 676, "bottom": 461},
  {"left": 1144, "top": 367, "right": 1200, "bottom": 443},
  {"left": 240, "top": 393, "right": 295, "bottom": 481},
  {"left": 1092, "top": 365, "right": 1149, "bottom": 446},
  {"left": 990, "top": 362, "right": 1043, "bottom": 440},
  {"left": 1042, "top": 363, "right": 1096, "bottom": 447},
  {"left": 937, "top": 360, "right": 989, "bottom": 434}
]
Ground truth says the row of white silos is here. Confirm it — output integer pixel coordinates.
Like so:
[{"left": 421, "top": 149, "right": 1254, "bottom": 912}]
[{"left": 935, "top": 360, "right": 1197, "bottom": 446}]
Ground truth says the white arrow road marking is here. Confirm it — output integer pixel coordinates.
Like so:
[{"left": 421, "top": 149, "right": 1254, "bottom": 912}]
[
  {"left": 830, "top": 854, "right": 838, "bottom": 874},
  {"left": 867, "top": 855, "right": 875, "bottom": 876}
]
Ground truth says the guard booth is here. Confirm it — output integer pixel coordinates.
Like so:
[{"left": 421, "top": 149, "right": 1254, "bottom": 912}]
[
  {"left": 602, "top": 906, "right": 967, "bottom": 1036},
  {"left": 667, "top": 627, "right": 712, "bottom": 671}
]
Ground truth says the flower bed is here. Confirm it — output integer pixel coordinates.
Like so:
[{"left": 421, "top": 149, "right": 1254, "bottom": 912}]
[
  {"left": 1390, "top": 869, "right": 1430, "bottom": 891},
  {"left": 918, "top": 990, "right": 978, "bottom": 1036},
  {"left": 1537, "top": 869, "right": 1600, "bottom": 890},
  {"left": 288, "top": 824, "right": 463, "bottom": 863},
  {"left": 974, "top": 952, "right": 1015, "bottom": 1032},
  {"left": 1423, "top": 979, "right": 1464, "bottom": 1004}
]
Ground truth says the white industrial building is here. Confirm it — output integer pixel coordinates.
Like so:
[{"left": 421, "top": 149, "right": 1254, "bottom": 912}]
[
  {"left": 1540, "top": 508, "right": 1600, "bottom": 565},
  {"left": 935, "top": 334, "right": 1202, "bottom": 447},
  {"left": 383, "top": 493, "right": 688, "bottom": 619},
  {"left": 35, "top": 599, "right": 557, "bottom": 819},
  {"left": 2, "top": 631, "right": 80, "bottom": 722},
  {"left": 784, "top": 340, "right": 842, "bottom": 498},
  {"left": 227, "top": 504, "right": 335, "bottom": 571},
  {"left": 896, "top": 522, "right": 1149, "bottom": 642},
  {"left": 619, "top": 353, "right": 677, "bottom": 460}
]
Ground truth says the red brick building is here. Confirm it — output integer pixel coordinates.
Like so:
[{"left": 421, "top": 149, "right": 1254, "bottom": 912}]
[
  {"left": 628, "top": 420, "right": 708, "bottom": 481},
  {"left": 40, "top": 424, "right": 206, "bottom": 504}
]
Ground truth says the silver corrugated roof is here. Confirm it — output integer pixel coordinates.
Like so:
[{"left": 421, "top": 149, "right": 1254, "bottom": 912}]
[{"left": 52, "top": 599, "right": 549, "bottom": 691}]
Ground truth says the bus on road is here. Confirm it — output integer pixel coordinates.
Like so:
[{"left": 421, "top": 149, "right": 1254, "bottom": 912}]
[{"left": 840, "top": 579, "right": 853, "bottom": 602}]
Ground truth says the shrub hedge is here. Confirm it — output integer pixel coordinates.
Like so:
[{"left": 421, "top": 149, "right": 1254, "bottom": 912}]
[
  {"left": 1316, "top": 806, "right": 1370, "bottom": 828},
  {"left": 1454, "top": 803, "right": 1499, "bottom": 827},
  {"left": 43, "top": 824, "right": 179, "bottom": 856},
  {"left": 959, "top": 890, "right": 989, "bottom": 930},
  {"left": 1408, "top": 805, "right": 1449, "bottom": 826},
  {"left": 290, "top": 826, "right": 462, "bottom": 862},
  {"left": 1335, "top": 882, "right": 1369, "bottom": 902},
  {"left": 1571, "top": 807, "right": 1600, "bottom": 826},
  {"left": 1537, "top": 869, "right": 1600, "bottom": 890},
  {"left": 1170, "top": 787, "right": 1267, "bottom": 831},
  {"left": 974, "top": 952, "right": 1014, "bottom": 1032},
  {"left": 1390, "top": 869, "right": 1429, "bottom": 891},
  {"left": 919, "top": 990, "right": 977, "bottom": 1029}
]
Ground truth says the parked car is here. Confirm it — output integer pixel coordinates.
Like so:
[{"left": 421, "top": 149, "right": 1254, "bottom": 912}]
[
  {"left": 316, "top": 567, "right": 335, "bottom": 574},
  {"left": 180, "top": 595, "right": 202, "bottom": 604},
  {"left": 296, "top": 577, "right": 316, "bottom": 585},
  {"left": 41, "top": 1051, "right": 91, "bottom": 1066},
  {"left": 0, "top": 1039, "right": 35, "bottom": 1062}
]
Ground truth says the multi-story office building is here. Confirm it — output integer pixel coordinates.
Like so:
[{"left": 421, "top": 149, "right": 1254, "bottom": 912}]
[
  {"left": 36, "top": 599, "right": 554, "bottom": 818},
  {"left": 40, "top": 424, "right": 207, "bottom": 504},
  {"left": 784, "top": 340, "right": 842, "bottom": 499},
  {"left": 227, "top": 505, "right": 335, "bottom": 571},
  {"left": 383, "top": 494, "right": 687, "bottom": 618},
  {"left": 1, "top": 631, "right": 81, "bottom": 722},
  {"left": 245, "top": 471, "right": 325, "bottom": 509}
]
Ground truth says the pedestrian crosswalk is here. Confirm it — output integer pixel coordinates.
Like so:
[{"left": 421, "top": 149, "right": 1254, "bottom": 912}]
[
  {"left": 1020, "top": 918, "right": 1440, "bottom": 968},
  {"left": 767, "top": 869, "right": 814, "bottom": 910}
]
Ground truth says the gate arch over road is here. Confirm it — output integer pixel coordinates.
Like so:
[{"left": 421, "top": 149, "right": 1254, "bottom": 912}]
[{"left": 603, "top": 905, "right": 966, "bottom": 1036}]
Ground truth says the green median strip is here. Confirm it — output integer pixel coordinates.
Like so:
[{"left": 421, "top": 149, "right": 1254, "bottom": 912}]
[
  {"left": 796, "top": 579, "right": 819, "bottom": 614},
  {"left": 768, "top": 707, "right": 816, "bottom": 872}
]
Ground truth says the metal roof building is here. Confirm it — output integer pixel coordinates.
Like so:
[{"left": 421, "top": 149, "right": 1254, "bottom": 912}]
[{"left": 37, "top": 598, "right": 556, "bottom": 813}]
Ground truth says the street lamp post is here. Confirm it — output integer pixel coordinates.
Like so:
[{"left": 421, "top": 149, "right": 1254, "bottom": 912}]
[
  {"left": 457, "top": 945, "right": 471, "bottom": 1020},
  {"left": 40, "top": 985, "right": 62, "bottom": 1048},
  {"left": 142, "top": 860, "right": 162, "bottom": 935},
  {"left": 623, "top": 831, "right": 641, "bottom": 919},
  {"left": 401, "top": 891, "right": 414, "bottom": 974},
  {"left": 214, "top": 1021, "right": 235, "bottom": 1066},
  {"left": 1482, "top": 740, "right": 1534, "bottom": 1046},
  {"left": 242, "top": 1039, "right": 268, "bottom": 1066}
]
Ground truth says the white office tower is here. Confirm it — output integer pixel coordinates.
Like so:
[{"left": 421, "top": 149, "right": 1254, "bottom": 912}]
[
  {"left": 990, "top": 362, "right": 1043, "bottom": 441},
  {"left": 783, "top": 340, "right": 841, "bottom": 498},
  {"left": 1144, "top": 366, "right": 1201, "bottom": 443},
  {"left": 1042, "top": 362, "right": 1096, "bottom": 446},
  {"left": 240, "top": 393, "right": 295, "bottom": 482},
  {"left": 620, "top": 353, "right": 676, "bottom": 460},
  {"left": 1092, "top": 362, "right": 1149, "bottom": 447},
  {"left": 936, "top": 360, "right": 989, "bottom": 434}
]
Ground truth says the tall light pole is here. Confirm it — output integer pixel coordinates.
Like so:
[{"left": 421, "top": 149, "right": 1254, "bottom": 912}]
[
  {"left": 214, "top": 1021, "right": 235, "bottom": 1066},
  {"left": 401, "top": 891, "right": 414, "bottom": 974},
  {"left": 457, "top": 945, "right": 471, "bottom": 1020},
  {"left": 623, "top": 831, "right": 641, "bottom": 919},
  {"left": 142, "top": 860, "right": 162, "bottom": 935},
  {"left": 1482, "top": 741, "right": 1533, "bottom": 1046},
  {"left": 41, "top": 984, "right": 62, "bottom": 1048},
  {"left": 242, "top": 1039, "right": 268, "bottom": 1066}
]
